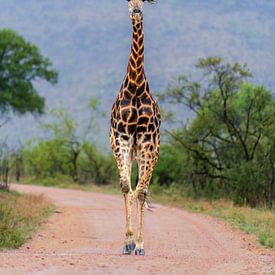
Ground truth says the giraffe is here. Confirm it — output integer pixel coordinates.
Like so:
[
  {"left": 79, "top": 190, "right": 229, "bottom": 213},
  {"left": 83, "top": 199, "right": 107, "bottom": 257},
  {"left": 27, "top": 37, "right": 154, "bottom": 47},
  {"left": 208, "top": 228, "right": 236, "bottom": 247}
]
[{"left": 110, "top": 0, "right": 160, "bottom": 256}]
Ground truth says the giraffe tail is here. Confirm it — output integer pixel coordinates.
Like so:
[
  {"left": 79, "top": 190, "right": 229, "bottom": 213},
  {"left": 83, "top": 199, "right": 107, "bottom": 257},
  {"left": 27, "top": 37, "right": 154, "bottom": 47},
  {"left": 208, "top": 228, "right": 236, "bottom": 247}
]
[
  {"left": 144, "top": 200, "right": 154, "bottom": 212},
  {"left": 135, "top": 164, "right": 155, "bottom": 212}
]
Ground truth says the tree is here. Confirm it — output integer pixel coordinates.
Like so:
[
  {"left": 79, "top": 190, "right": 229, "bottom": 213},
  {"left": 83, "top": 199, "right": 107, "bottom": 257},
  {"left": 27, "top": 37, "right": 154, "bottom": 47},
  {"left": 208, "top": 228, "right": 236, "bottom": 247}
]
[
  {"left": 80, "top": 141, "right": 117, "bottom": 185},
  {"left": 0, "top": 28, "right": 58, "bottom": 121},
  {"left": 22, "top": 98, "right": 108, "bottom": 184},
  {"left": 159, "top": 57, "right": 275, "bottom": 207},
  {"left": 42, "top": 98, "right": 103, "bottom": 183}
]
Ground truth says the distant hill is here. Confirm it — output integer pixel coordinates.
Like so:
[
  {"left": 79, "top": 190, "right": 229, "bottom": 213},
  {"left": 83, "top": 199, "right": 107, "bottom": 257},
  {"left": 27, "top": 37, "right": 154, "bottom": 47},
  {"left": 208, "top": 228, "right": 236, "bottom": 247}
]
[{"left": 0, "top": 0, "right": 274, "bottom": 148}]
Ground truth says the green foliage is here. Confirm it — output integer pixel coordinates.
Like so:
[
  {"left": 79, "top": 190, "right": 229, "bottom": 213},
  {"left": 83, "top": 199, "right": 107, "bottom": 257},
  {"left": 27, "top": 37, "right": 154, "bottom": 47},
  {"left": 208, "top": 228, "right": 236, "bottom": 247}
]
[
  {"left": 22, "top": 105, "right": 117, "bottom": 186},
  {"left": 79, "top": 142, "right": 117, "bottom": 185},
  {"left": 23, "top": 139, "right": 71, "bottom": 178},
  {"left": 0, "top": 29, "right": 58, "bottom": 116},
  {"left": 158, "top": 57, "right": 275, "bottom": 207},
  {"left": 152, "top": 144, "right": 188, "bottom": 187}
]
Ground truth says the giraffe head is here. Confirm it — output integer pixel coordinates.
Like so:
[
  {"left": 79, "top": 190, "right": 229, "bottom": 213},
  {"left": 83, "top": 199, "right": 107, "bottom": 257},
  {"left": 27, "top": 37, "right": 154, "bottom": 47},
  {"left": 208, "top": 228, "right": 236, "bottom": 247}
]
[{"left": 126, "top": 0, "right": 156, "bottom": 21}]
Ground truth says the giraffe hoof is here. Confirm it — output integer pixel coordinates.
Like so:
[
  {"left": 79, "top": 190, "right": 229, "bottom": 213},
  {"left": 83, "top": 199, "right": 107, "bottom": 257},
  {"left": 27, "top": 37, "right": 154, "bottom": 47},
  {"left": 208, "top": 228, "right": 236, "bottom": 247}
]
[
  {"left": 135, "top": 248, "right": 145, "bottom": 256},
  {"left": 129, "top": 241, "right": 136, "bottom": 251},
  {"left": 122, "top": 242, "right": 136, "bottom": 255}
]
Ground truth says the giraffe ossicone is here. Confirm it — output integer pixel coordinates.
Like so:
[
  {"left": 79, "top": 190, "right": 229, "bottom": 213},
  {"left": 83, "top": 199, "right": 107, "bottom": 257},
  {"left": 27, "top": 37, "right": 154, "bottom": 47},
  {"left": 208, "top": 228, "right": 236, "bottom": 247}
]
[{"left": 110, "top": 0, "right": 160, "bottom": 256}]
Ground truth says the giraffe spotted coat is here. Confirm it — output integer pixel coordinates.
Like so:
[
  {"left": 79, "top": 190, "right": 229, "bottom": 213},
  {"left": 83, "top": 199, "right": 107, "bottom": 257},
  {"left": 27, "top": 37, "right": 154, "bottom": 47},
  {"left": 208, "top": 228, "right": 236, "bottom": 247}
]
[{"left": 109, "top": 0, "right": 160, "bottom": 255}]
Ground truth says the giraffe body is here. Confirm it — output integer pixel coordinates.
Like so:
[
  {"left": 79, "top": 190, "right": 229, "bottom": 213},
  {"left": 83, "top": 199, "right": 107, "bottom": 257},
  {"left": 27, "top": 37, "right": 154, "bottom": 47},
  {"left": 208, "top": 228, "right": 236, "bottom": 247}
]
[{"left": 110, "top": 0, "right": 160, "bottom": 256}]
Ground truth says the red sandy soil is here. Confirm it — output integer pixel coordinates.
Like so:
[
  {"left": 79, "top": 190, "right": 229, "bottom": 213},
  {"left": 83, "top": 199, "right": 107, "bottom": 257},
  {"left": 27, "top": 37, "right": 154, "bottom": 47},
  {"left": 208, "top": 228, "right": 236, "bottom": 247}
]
[{"left": 0, "top": 184, "right": 274, "bottom": 275}]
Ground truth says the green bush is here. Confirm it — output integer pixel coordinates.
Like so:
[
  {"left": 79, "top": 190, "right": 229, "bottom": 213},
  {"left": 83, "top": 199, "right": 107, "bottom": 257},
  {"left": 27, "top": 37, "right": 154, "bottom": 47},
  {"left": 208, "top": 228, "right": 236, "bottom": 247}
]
[{"left": 159, "top": 57, "right": 275, "bottom": 207}]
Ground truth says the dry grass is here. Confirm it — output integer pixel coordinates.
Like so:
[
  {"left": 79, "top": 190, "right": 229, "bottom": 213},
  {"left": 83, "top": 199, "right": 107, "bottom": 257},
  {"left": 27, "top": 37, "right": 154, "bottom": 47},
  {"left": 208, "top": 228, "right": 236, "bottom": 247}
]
[
  {"left": 0, "top": 190, "right": 54, "bottom": 249},
  {"left": 150, "top": 191, "right": 275, "bottom": 249}
]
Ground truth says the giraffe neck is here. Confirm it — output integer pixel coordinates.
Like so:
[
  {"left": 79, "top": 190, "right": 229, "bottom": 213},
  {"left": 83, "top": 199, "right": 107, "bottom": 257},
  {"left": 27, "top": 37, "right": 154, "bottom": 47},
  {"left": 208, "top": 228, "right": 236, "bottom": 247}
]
[{"left": 127, "top": 20, "right": 145, "bottom": 85}]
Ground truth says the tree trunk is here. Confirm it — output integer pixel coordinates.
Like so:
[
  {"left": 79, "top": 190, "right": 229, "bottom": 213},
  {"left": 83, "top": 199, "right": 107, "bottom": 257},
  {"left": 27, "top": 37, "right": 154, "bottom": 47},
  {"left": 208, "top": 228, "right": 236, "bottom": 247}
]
[
  {"left": 71, "top": 150, "right": 79, "bottom": 183},
  {"left": 191, "top": 174, "right": 198, "bottom": 195}
]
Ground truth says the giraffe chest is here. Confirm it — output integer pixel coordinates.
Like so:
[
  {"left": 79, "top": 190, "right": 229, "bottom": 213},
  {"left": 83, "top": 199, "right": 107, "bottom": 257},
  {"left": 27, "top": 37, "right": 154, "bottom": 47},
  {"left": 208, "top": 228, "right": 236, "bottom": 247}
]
[{"left": 111, "top": 92, "right": 160, "bottom": 137}]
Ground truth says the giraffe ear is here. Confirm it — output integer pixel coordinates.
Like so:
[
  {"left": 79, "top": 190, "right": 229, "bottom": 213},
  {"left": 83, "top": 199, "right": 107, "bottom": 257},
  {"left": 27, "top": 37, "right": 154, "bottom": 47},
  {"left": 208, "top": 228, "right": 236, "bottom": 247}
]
[{"left": 142, "top": 0, "right": 157, "bottom": 4}]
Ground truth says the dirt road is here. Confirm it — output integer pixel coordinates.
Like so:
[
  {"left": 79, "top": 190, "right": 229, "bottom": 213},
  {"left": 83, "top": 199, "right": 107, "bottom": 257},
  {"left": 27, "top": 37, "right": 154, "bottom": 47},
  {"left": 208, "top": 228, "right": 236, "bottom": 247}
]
[{"left": 0, "top": 184, "right": 274, "bottom": 274}]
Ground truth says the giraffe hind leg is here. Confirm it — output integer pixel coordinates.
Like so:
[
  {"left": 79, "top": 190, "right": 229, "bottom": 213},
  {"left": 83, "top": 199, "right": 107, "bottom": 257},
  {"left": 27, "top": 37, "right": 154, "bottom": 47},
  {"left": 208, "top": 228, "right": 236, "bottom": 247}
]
[
  {"left": 134, "top": 140, "right": 158, "bottom": 256},
  {"left": 135, "top": 187, "right": 146, "bottom": 256}
]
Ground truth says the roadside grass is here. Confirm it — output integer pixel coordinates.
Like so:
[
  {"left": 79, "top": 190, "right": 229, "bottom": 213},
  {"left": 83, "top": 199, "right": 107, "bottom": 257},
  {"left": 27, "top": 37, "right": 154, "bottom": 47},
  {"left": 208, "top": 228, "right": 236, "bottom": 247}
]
[
  {"left": 22, "top": 175, "right": 121, "bottom": 194},
  {"left": 0, "top": 189, "right": 54, "bottom": 250},
  {"left": 19, "top": 177, "right": 275, "bottom": 250},
  {"left": 149, "top": 185, "right": 275, "bottom": 250}
]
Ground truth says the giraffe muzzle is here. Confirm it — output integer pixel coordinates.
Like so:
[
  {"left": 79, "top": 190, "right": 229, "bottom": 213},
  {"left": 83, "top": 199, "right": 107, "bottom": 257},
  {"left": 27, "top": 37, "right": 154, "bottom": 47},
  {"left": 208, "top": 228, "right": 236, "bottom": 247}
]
[
  {"left": 131, "top": 8, "right": 143, "bottom": 20},
  {"left": 133, "top": 7, "right": 141, "bottom": 14}
]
